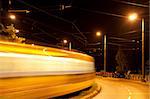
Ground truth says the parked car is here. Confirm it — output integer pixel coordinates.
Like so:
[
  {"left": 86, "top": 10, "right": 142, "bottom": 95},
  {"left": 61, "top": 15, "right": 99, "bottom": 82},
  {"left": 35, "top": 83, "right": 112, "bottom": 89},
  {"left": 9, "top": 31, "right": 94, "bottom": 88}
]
[{"left": 113, "top": 72, "right": 125, "bottom": 78}]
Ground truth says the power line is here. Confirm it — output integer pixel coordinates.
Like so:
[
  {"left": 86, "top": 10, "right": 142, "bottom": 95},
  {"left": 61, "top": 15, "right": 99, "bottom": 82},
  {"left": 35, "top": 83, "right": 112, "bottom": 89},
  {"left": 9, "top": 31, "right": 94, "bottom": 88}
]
[
  {"left": 23, "top": 17, "right": 86, "bottom": 45},
  {"left": 109, "top": 37, "right": 134, "bottom": 42},
  {"left": 112, "top": 0, "right": 149, "bottom": 8},
  {"left": 16, "top": 0, "right": 87, "bottom": 44},
  {"left": 118, "top": 30, "right": 137, "bottom": 35},
  {"left": 75, "top": 7, "right": 126, "bottom": 18}
]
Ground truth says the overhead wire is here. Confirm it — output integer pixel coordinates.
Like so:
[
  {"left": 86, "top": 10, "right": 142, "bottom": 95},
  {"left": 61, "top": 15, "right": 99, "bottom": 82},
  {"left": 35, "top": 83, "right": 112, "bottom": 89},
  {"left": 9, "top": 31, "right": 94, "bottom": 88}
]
[
  {"left": 16, "top": 0, "right": 87, "bottom": 45},
  {"left": 111, "top": 0, "right": 149, "bottom": 8},
  {"left": 22, "top": 17, "right": 86, "bottom": 45},
  {"left": 74, "top": 7, "right": 126, "bottom": 18}
]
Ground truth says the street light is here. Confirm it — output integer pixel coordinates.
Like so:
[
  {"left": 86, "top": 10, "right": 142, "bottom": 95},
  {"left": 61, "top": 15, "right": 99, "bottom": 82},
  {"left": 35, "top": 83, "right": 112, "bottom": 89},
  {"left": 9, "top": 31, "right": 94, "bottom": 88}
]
[
  {"left": 96, "top": 31, "right": 107, "bottom": 72},
  {"left": 96, "top": 31, "right": 101, "bottom": 37},
  {"left": 128, "top": 13, "right": 145, "bottom": 80},
  {"left": 63, "top": 39, "right": 68, "bottom": 44},
  {"left": 128, "top": 13, "right": 138, "bottom": 21},
  {"left": 16, "top": 29, "right": 19, "bottom": 33},
  {"left": 9, "top": 14, "right": 16, "bottom": 20},
  {"left": 63, "top": 39, "right": 71, "bottom": 50}
]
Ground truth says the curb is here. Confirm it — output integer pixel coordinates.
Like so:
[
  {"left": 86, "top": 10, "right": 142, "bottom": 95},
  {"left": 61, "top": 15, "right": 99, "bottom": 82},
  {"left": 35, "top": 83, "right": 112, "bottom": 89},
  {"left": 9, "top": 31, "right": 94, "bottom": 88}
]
[
  {"left": 98, "top": 76, "right": 150, "bottom": 86},
  {"left": 71, "top": 82, "right": 101, "bottom": 99},
  {"left": 121, "top": 78, "right": 150, "bottom": 86}
]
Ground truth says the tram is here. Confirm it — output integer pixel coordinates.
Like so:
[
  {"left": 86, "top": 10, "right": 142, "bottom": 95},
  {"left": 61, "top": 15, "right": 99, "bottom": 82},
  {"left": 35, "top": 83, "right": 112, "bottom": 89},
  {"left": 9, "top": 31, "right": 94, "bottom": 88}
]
[{"left": 0, "top": 41, "right": 95, "bottom": 98}]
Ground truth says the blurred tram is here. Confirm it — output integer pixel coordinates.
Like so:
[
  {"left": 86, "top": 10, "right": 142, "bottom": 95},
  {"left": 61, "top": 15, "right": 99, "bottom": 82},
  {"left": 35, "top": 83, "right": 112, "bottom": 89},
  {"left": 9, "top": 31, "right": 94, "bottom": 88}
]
[{"left": 0, "top": 41, "right": 95, "bottom": 98}]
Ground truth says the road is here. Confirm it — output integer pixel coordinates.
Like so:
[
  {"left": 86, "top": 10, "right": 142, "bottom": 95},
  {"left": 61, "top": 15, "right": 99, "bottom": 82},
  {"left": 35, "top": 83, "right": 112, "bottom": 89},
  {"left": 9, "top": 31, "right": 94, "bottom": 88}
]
[{"left": 94, "top": 77, "right": 149, "bottom": 99}]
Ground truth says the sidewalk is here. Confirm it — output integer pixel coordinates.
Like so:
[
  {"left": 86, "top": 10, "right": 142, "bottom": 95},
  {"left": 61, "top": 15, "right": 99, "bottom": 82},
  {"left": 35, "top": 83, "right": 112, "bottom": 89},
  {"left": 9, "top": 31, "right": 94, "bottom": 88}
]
[{"left": 97, "top": 76, "right": 150, "bottom": 86}]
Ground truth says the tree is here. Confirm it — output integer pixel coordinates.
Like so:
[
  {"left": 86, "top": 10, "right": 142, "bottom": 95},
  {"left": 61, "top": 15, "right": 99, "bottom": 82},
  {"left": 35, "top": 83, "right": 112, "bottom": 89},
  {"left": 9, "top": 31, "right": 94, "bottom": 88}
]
[
  {"left": 0, "top": 24, "right": 25, "bottom": 43},
  {"left": 115, "top": 48, "right": 128, "bottom": 72}
]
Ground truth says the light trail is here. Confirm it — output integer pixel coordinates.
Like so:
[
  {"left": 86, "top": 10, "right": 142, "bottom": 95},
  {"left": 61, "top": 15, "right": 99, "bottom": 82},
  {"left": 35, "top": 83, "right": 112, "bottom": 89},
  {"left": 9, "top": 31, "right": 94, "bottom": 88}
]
[
  {"left": 0, "top": 41, "right": 96, "bottom": 98},
  {"left": 0, "top": 51, "right": 94, "bottom": 77}
]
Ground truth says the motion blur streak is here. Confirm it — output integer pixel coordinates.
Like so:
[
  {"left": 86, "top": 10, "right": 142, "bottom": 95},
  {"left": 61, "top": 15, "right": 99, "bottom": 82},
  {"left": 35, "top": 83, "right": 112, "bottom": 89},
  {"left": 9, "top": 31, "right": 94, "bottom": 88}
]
[
  {"left": 0, "top": 41, "right": 94, "bottom": 61},
  {"left": 0, "top": 41, "right": 96, "bottom": 98},
  {"left": 0, "top": 73, "right": 95, "bottom": 98},
  {"left": 0, "top": 52, "right": 94, "bottom": 77},
  {"left": 94, "top": 77, "right": 149, "bottom": 99}
]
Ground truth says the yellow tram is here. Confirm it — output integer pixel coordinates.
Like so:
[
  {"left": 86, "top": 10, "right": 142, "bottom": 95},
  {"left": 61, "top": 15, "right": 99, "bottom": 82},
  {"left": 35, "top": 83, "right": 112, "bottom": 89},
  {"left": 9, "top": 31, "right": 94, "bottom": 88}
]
[{"left": 0, "top": 41, "right": 95, "bottom": 98}]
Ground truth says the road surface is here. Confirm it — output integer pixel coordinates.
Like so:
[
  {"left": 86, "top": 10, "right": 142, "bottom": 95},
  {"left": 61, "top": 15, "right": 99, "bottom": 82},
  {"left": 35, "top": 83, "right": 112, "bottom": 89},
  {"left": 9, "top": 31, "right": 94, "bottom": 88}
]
[{"left": 94, "top": 77, "right": 149, "bottom": 99}]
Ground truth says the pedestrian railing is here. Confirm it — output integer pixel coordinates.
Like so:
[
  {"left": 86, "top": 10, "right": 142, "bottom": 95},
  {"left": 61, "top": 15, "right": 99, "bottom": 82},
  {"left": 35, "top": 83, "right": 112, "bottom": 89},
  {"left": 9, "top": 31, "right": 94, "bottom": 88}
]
[{"left": 96, "top": 72, "right": 150, "bottom": 82}]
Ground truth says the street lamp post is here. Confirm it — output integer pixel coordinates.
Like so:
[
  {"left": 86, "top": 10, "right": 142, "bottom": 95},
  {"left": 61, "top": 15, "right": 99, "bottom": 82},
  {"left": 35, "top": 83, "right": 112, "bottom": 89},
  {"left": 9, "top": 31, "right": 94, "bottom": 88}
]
[
  {"left": 104, "top": 34, "right": 107, "bottom": 72},
  {"left": 128, "top": 13, "right": 145, "bottom": 79},
  {"left": 63, "top": 39, "right": 71, "bottom": 50},
  {"left": 96, "top": 31, "right": 106, "bottom": 72},
  {"left": 69, "top": 42, "right": 71, "bottom": 50},
  {"left": 141, "top": 18, "right": 145, "bottom": 79},
  {"left": 0, "top": 0, "right": 2, "bottom": 22}
]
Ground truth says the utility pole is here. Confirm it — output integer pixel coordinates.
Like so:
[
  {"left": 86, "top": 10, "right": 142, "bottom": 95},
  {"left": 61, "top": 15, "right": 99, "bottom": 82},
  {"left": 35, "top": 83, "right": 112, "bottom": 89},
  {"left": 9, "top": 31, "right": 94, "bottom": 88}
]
[
  {"left": 69, "top": 42, "right": 71, "bottom": 50},
  {"left": 142, "top": 18, "right": 145, "bottom": 79},
  {"left": 104, "top": 34, "right": 107, "bottom": 72},
  {"left": 0, "top": 0, "right": 9, "bottom": 24},
  {"left": 0, "top": 0, "right": 2, "bottom": 23}
]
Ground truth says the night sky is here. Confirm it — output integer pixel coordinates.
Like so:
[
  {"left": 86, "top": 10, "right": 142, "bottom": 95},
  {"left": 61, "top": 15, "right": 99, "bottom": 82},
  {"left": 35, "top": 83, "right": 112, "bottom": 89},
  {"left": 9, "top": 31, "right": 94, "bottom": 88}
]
[{"left": 1, "top": 0, "right": 149, "bottom": 72}]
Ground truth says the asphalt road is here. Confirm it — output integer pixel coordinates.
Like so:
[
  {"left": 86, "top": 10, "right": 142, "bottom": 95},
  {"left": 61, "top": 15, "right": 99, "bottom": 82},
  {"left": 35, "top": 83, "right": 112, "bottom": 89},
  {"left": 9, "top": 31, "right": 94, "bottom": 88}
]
[{"left": 94, "top": 77, "right": 149, "bottom": 99}]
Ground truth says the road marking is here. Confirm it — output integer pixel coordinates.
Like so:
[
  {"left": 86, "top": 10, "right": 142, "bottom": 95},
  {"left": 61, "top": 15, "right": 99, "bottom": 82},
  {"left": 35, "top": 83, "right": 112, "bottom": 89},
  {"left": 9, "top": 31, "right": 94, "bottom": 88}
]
[
  {"left": 128, "top": 95, "right": 131, "bottom": 99},
  {"left": 125, "top": 86, "right": 133, "bottom": 99}
]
